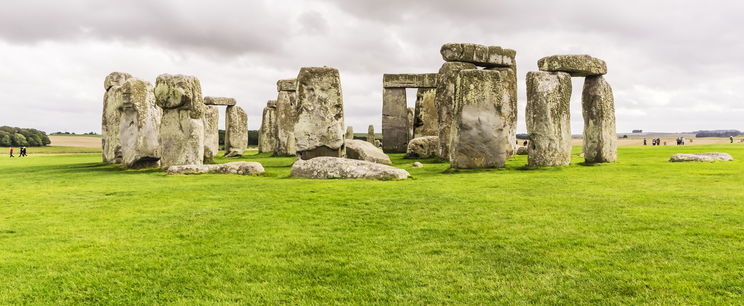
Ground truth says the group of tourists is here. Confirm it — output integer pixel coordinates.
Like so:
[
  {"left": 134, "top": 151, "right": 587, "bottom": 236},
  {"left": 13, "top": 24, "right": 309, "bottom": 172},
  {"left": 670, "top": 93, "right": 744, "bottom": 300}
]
[{"left": 8, "top": 147, "right": 28, "bottom": 158}]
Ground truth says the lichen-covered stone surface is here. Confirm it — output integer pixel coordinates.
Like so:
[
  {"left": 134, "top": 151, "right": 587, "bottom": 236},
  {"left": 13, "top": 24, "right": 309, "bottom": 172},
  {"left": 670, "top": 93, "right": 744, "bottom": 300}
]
[
  {"left": 407, "top": 107, "right": 415, "bottom": 142},
  {"left": 102, "top": 72, "right": 133, "bottom": 164},
  {"left": 345, "top": 126, "right": 354, "bottom": 140},
  {"left": 203, "top": 106, "right": 219, "bottom": 163},
  {"left": 225, "top": 105, "right": 248, "bottom": 157},
  {"left": 413, "top": 88, "right": 438, "bottom": 138},
  {"left": 155, "top": 74, "right": 205, "bottom": 169},
  {"left": 669, "top": 153, "right": 733, "bottom": 162},
  {"left": 582, "top": 75, "right": 617, "bottom": 163},
  {"left": 382, "top": 87, "right": 408, "bottom": 153},
  {"left": 516, "top": 146, "right": 528, "bottom": 155},
  {"left": 274, "top": 91, "right": 298, "bottom": 156},
  {"left": 104, "top": 72, "right": 132, "bottom": 91},
  {"left": 166, "top": 162, "right": 265, "bottom": 175},
  {"left": 538, "top": 55, "right": 607, "bottom": 77},
  {"left": 276, "top": 79, "right": 297, "bottom": 92},
  {"left": 440, "top": 43, "right": 516, "bottom": 68},
  {"left": 382, "top": 73, "right": 438, "bottom": 88},
  {"left": 294, "top": 67, "right": 345, "bottom": 159},
  {"left": 367, "top": 125, "right": 375, "bottom": 143},
  {"left": 204, "top": 96, "right": 236, "bottom": 106},
  {"left": 436, "top": 61, "right": 477, "bottom": 160},
  {"left": 526, "top": 71, "right": 573, "bottom": 167},
  {"left": 345, "top": 139, "right": 392, "bottom": 165},
  {"left": 290, "top": 157, "right": 409, "bottom": 180},
  {"left": 450, "top": 69, "right": 516, "bottom": 168},
  {"left": 117, "top": 78, "right": 161, "bottom": 169},
  {"left": 258, "top": 101, "right": 277, "bottom": 154},
  {"left": 405, "top": 136, "right": 439, "bottom": 158}
]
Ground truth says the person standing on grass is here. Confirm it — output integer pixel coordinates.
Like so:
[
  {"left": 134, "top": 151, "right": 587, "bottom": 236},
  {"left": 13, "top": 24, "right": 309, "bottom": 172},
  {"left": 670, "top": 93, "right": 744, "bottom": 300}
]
[
  {"left": 731, "top": 136, "right": 734, "bottom": 143},
  {"left": 21, "top": 146, "right": 27, "bottom": 157},
  {"left": 643, "top": 138, "right": 647, "bottom": 145},
  {"left": 9, "top": 147, "right": 14, "bottom": 158}
]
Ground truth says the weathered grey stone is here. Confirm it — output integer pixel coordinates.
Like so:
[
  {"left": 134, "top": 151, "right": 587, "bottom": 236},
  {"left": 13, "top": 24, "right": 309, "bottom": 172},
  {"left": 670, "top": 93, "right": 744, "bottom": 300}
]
[
  {"left": 286, "top": 132, "right": 297, "bottom": 156},
  {"left": 117, "top": 78, "right": 161, "bottom": 169},
  {"left": 345, "top": 126, "right": 354, "bottom": 140},
  {"left": 294, "top": 67, "right": 345, "bottom": 159},
  {"left": 277, "top": 79, "right": 297, "bottom": 92},
  {"left": 382, "top": 87, "right": 408, "bottom": 153},
  {"left": 204, "top": 96, "right": 236, "bottom": 106},
  {"left": 407, "top": 107, "right": 415, "bottom": 142},
  {"left": 450, "top": 69, "right": 516, "bottom": 168},
  {"left": 258, "top": 101, "right": 277, "bottom": 154},
  {"left": 367, "top": 125, "right": 375, "bottom": 143},
  {"left": 203, "top": 106, "right": 219, "bottom": 163},
  {"left": 167, "top": 161, "right": 265, "bottom": 175},
  {"left": 440, "top": 43, "right": 516, "bottom": 68},
  {"left": 273, "top": 91, "right": 298, "bottom": 156},
  {"left": 526, "top": 71, "right": 573, "bottom": 167},
  {"left": 538, "top": 55, "right": 607, "bottom": 77},
  {"left": 290, "top": 157, "right": 409, "bottom": 180},
  {"left": 155, "top": 74, "right": 205, "bottom": 169},
  {"left": 225, "top": 105, "right": 247, "bottom": 157},
  {"left": 669, "top": 153, "right": 733, "bottom": 162},
  {"left": 412, "top": 162, "right": 423, "bottom": 168},
  {"left": 382, "top": 73, "right": 438, "bottom": 88},
  {"left": 582, "top": 75, "right": 617, "bottom": 163},
  {"left": 405, "top": 136, "right": 439, "bottom": 158},
  {"left": 516, "top": 146, "right": 528, "bottom": 155},
  {"left": 436, "top": 61, "right": 477, "bottom": 160},
  {"left": 413, "top": 88, "right": 438, "bottom": 138},
  {"left": 345, "top": 139, "right": 392, "bottom": 165},
  {"left": 102, "top": 72, "right": 133, "bottom": 164}
]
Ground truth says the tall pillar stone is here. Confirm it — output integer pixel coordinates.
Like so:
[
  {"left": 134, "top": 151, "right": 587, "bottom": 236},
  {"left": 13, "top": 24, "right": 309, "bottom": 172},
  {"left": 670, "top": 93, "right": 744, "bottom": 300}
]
[
  {"left": 345, "top": 126, "right": 354, "bottom": 139},
  {"left": 154, "top": 74, "right": 205, "bottom": 169},
  {"left": 526, "top": 71, "right": 572, "bottom": 167},
  {"left": 413, "top": 88, "right": 438, "bottom": 138},
  {"left": 273, "top": 79, "right": 298, "bottom": 156},
  {"left": 117, "top": 77, "right": 161, "bottom": 169},
  {"left": 294, "top": 67, "right": 345, "bottom": 159},
  {"left": 258, "top": 101, "right": 277, "bottom": 154},
  {"left": 582, "top": 75, "right": 617, "bottom": 163},
  {"left": 435, "top": 62, "right": 477, "bottom": 160},
  {"left": 102, "top": 72, "right": 132, "bottom": 164},
  {"left": 225, "top": 105, "right": 248, "bottom": 157},
  {"left": 203, "top": 105, "right": 219, "bottom": 163},
  {"left": 450, "top": 69, "right": 516, "bottom": 168},
  {"left": 367, "top": 125, "right": 375, "bottom": 143},
  {"left": 382, "top": 87, "right": 408, "bottom": 153},
  {"left": 407, "top": 107, "right": 415, "bottom": 142}
]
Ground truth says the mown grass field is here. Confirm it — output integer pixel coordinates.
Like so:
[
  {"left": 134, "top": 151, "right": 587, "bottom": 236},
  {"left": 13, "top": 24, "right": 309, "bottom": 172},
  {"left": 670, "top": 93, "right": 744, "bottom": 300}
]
[{"left": 1, "top": 144, "right": 743, "bottom": 304}]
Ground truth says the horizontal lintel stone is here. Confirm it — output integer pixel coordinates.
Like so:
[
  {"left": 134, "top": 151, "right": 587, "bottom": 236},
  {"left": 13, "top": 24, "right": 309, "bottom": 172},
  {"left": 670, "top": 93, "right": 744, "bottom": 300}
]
[
  {"left": 383, "top": 73, "right": 438, "bottom": 88},
  {"left": 204, "top": 96, "right": 236, "bottom": 106}
]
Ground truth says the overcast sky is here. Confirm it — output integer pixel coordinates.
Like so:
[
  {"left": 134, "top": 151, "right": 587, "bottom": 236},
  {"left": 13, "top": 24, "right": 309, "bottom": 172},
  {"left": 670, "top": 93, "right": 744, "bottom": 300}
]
[{"left": 1, "top": 0, "right": 742, "bottom": 134}]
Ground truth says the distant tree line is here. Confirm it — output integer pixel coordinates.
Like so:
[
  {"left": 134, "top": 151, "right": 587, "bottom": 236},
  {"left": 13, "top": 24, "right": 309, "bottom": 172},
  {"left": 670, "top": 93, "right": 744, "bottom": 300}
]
[
  {"left": 0, "top": 126, "right": 51, "bottom": 147},
  {"left": 694, "top": 130, "right": 741, "bottom": 138},
  {"left": 50, "top": 131, "right": 98, "bottom": 136}
]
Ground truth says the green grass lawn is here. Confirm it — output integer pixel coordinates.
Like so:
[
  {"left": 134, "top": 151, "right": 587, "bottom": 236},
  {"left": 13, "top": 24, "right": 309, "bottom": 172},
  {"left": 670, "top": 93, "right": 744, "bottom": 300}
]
[
  {"left": 1, "top": 144, "right": 743, "bottom": 304},
  {"left": 1, "top": 146, "right": 103, "bottom": 154}
]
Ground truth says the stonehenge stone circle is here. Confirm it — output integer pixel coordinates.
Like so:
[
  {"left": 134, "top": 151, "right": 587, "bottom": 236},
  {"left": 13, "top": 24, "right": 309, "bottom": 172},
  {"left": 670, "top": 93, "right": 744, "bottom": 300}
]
[
  {"left": 344, "top": 139, "right": 392, "bottom": 165},
  {"left": 582, "top": 75, "right": 617, "bottom": 163},
  {"left": 202, "top": 105, "right": 219, "bottom": 163},
  {"left": 290, "top": 157, "right": 409, "bottom": 180},
  {"left": 274, "top": 80, "right": 298, "bottom": 156},
  {"left": 440, "top": 43, "right": 516, "bottom": 68},
  {"left": 345, "top": 126, "right": 354, "bottom": 139},
  {"left": 413, "top": 88, "right": 438, "bottom": 138},
  {"left": 526, "top": 71, "right": 573, "bottom": 167},
  {"left": 154, "top": 74, "right": 205, "bottom": 169},
  {"left": 258, "top": 101, "right": 277, "bottom": 153},
  {"left": 294, "top": 67, "right": 345, "bottom": 159},
  {"left": 102, "top": 72, "right": 133, "bottom": 164},
  {"left": 538, "top": 55, "right": 607, "bottom": 77},
  {"left": 117, "top": 78, "right": 162, "bottom": 169},
  {"left": 204, "top": 96, "right": 236, "bottom": 106},
  {"left": 367, "top": 125, "right": 375, "bottom": 143},
  {"left": 450, "top": 69, "right": 516, "bottom": 169},
  {"left": 435, "top": 61, "right": 477, "bottom": 160},
  {"left": 669, "top": 153, "right": 733, "bottom": 162},
  {"left": 405, "top": 136, "right": 439, "bottom": 158},
  {"left": 225, "top": 105, "right": 248, "bottom": 157},
  {"left": 167, "top": 161, "right": 265, "bottom": 175}
]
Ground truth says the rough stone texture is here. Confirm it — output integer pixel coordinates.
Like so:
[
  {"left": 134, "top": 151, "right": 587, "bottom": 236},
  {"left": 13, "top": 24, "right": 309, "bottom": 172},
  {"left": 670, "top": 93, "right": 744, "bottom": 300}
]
[
  {"left": 516, "top": 146, "right": 528, "bottom": 155},
  {"left": 669, "top": 153, "right": 733, "bottom": 162},
  {"left": 274, "top": 91, "right": 298, "bottom": 156},
  {"left": 291, "top": 157, "right": 409, "bottom": 180},
  {"left": 367, "top": 125, "right": 375, "bottom": 143},
  {"left": 286, "top": 132, "right": 297, "bottom": 156},
  {"left": 440, "top": 43, "right": 516, "bottom": 68},
  {"left": 345, "top": 126, "right": 354, "bottom": 139},
  {"left": 526, "top": 71, "right": 573, "bottom": 166},
  {"left": 383, "top": 73, "right": 438, "bottom": 88},
  {"left": 117, "top": 78, "right": 161, "bottom": 169},
  {"left": 204, "top": 96, "right": 236, "bottom": 106},
  {"left": 294, "top": 67, "right": 345, "bottom": 159},
  {"left": 102, "top": 72, "right": 133, "bottom": 164},
  {"left": 436, "top": 61, "right": 477, "bottom": 160},
  {"left": 538, "top": 55, "right": 607, "bottom": 77},
  {"left": 382, "top": 88, "right": 408, "bottom": 153},
  {"left": 413, "top": 88, "right": 438, "bottom": 138},
  {"left": 405, "top": 136, "right": 439, "bottom": 158},
  {"left": 450, "top": 69, "right": 516, "bottom": 168},
  {"left": 407, "top": 107, "right": 415, "bottom": 142},
  {"left": 155, "top": 74, "right": 205, "bottom": 169},
  {"left": 582, "top": 75, "right": 617, "bottom": 163},
  {"left": 412, "top": 162, "right": 423, "bottom": 168},
  {"left": 225, "top": 106, "right": 247, "bottom": 157},
  {"left": 167, "top": 161, "right": 265, "bottom": 175},
  {"left": 276, "top": 79, "right": 297, "bottom": 92},
  {"left": 345, "top": 139, "right": 392, "bottom": 165},
  {"left": 258, "top": 101, "right": 277, "bottom": 154},
  {"left": 203, "top": 106, "right": 219, "bottom": 163}
]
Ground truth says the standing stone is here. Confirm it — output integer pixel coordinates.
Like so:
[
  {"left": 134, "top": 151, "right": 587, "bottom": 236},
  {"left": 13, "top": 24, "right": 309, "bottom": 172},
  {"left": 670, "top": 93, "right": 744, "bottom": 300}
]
[
  {"left": 436, "top": 61, "right": 477, "bottom": 160},
  {"left": 274, "top": 81, "right": 298, "bottom": 156},
  {"left": 154, "top": 74, "right": 205, "bottom": 169},
  {"left": 450, "top": 69, "right": 516, "bottom": 168},
  {"left": 258, "top": 101, "right": 277, "bottom": 154},
  {"left": 413, "top": 88, "right": 438, "bottom": 138},
  {"left": 526, "top": 71, "right": 572, "bottom": 167},
  {"left": 582, "top": 75, "right": 617, "bottom": 163},
  {"left": 294, "top": 67, "right": 345, "bottom": 159},
  {"left": 488, "top": 67, "right": 518, "bottom": 152},
  {"left": 117, "top": 78, "right": 161, "bottom": 169},
  {"left": 382, "top": 87, "right": 407, "bottom": 153},
  {"left": 407, "top": 107, "right": 415, "bottom": 142},
  {"left": 203, "top": 106, "right": 219, "bottom": 163},
  {"left": 286, "top": 132, "right": 297, "bottom": 156},
  {"left": 367, "top": 125, "right": 375, "bottom": 143},
  {"left": 345, "top": 126, "right": 354, "bottom": 139},
  {"left": 225, "top": 105, "right": 248, "bottom": 157},
  {"left": 102, "top": 72, "right": 132, "bottom": 163}
]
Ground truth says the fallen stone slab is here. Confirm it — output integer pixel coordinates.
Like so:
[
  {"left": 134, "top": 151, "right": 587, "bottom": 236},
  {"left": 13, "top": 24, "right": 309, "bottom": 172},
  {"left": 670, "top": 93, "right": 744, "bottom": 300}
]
[
  {"left": 345, "top": 139, "right": 392, "bottom": 165},
  {"left": 440, "top": 43, "right": 516, "bottom": 68},
  {"left": 669, "top": 153, "right": 733, "bottom": 162},
  {"left": 516, "top": 146, "right": 528, "bottom": 155},
  {"left": 538, "top": 55, "right": 607, "bottom": 77},
  {"left": 406, "top": 136, "right": 439, "bottom": 158},
  {"left": 167, "top": 161, "right": 265, "bottom": 175},
  {"left": 383, "top": 73, "right": 438, "bottom": 88},
  {"left": 290, "top": 157, "right": 409, "bottom": 180},
  {"left": 204, "top": 96, "right": 236, "bottom": 106}
]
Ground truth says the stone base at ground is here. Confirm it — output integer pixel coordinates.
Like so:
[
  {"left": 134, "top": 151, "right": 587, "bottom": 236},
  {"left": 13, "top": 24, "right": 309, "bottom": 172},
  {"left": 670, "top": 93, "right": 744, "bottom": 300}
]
[
  {"left": 406, "top": 136, "right": 439, "bottom": 158},
  {"left": 166, "top": 162, "right": 265, "bottom": 175},
  {"left": 345, "top": 139, "right": 391, "bottom": 165},
  {"left": 290, "top": 157, "right": 409, "bottom": 180},
  {"left": 669, "top": 153, "right": 733, "bottom": 162}
]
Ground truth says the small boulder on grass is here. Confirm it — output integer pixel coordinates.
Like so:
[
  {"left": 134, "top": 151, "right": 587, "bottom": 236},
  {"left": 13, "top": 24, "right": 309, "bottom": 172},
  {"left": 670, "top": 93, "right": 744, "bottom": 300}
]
[
  {"left": 167, "top": 162, "right": 265, "bottom": 175},
  {"left": 412, "top": 162, "right": 424, "bottom": 168},
  {"left": 291, "top": 157, "right": 409, "bottom": 180},
  {"left": 669, "top": 153, "right": 733, "bottom": 162}
]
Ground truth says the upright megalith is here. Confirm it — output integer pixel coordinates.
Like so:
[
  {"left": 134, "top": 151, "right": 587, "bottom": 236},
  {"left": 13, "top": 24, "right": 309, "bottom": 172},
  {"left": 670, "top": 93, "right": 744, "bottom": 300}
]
[
  {"left": 274, "top": 79, "right": 298, "bottom": 156},
  {"left": 102, "top": 72, "right": 133, "bottom": 164},
  {"left": 258, "top": 101, "right": 277, "bottom": 154},
  {"left": 294, "top": 67, "right": 345, "bottom": 159},
  {"left": 450, "top": 69, "right": 516, "bottom": 168},
  {"left": 117, "top": 77, "right": 161, "bottom": 169},
  {"left": 382, "top": 87, "right": 408, "bottom": 153},
  {"left": 225, "top": 105, "right": 248, "bottom": 157},
  {"left": 538, "top": 55, "right": 606, "bottom": 77},
  {"left": 154, "top": 74, "right": 205, "bottom": 169},
  {"left": 435, "top": 61, "right": 477, "bottom": 160},
  {"left": 413, "top": 88, "right": 438, "bottom": 138},
  {"left": 367, "top": 125, "right": 375, "bottom": 143},
  {"left": 526, "top": 71, "right": 573, "bottom": 167},
  {"left": 582, "top": 75, "right": 617, "bottom": 163},
  {"left": 407, "top": 107, "right": 415, "bottom": 142},
  {"left": 345, "top": 126, "right": 354, "bottom": 139},
  {"left": 202, "top": 106, "right": 219, "bottom": 163}
]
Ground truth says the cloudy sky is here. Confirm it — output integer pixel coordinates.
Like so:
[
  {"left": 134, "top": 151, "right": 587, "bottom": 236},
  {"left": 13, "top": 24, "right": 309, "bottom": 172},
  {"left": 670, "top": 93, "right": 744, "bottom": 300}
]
[{"left": 1, "top": 0, "right": 742, "bottom": 134}]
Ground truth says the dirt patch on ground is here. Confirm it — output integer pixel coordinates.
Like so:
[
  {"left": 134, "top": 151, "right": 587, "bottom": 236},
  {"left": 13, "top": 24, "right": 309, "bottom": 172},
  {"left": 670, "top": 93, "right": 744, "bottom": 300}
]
[{"left": 49, "top": 136, "right": 101, "bottom": 148}]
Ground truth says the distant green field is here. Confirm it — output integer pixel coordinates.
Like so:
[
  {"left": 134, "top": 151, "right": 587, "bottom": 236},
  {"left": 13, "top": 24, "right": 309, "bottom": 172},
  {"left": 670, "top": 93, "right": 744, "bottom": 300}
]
[
  {"left": 1, "top": 146, "right": 102, "bottom": 154},
  {"left": 1, "top": 144, "right": 743, "bottom": 304}
]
